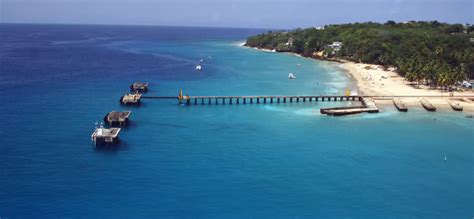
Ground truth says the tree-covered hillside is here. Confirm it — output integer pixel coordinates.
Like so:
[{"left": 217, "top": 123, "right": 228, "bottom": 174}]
[{"left": 245, "top": 21, "right": 474, "bottom": 87}]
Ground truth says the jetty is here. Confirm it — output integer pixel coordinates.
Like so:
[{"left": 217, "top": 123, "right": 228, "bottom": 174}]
[
  {"left": 120, "top": 93, "right": 142, "bottom": 105},
  {"left": 169, "top": 93, "right": 363, "bottom": 105},
  {"left": 91, "top": 127, "right": 121, "bottom": 146},
  {"left": 420, "top": 99, "right": 436, "bottom": 111},
  {"left": 447, "top": 100, "right": 463, "bottom": 111},
  {"left": 130, "top": 82, "right": 149, "bottom": 93},
  {"left": 320, "top": 97, "right": 378, "bottom": 116},
  {"left": 104, "top": 111, "right": 131, "bottom": 127},
  {"left": 393, "top": 98, "right": 408, "bottom": 112}
]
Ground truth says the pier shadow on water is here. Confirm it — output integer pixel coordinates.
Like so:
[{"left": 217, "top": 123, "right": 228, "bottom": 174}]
[{"left": 93, "top": 140, "right": 130, "bottom": 153}]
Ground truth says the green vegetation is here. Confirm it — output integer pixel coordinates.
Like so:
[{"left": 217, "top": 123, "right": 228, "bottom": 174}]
[{"left": 246, "top": 21, "right": 474, "bottom": 88}]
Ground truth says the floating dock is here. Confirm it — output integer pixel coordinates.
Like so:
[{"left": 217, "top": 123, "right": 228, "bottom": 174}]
[
  {"left": 103, "top": 111, "right": 131, "bottom": 127},
  {"left": 420, "top": 99, "right": 436, "bottom": 111},
  {"left": 130, "top": 82, "right": 149, "bottom": 93},
  {"left": 393, "top": 98, "right": 408, "bottom": 112},
  {"left": 120, "top": 93, "right": 142, "bottom": 105},
  {"left": 91, "top": 127, "right": 121, "bottom": 146}
]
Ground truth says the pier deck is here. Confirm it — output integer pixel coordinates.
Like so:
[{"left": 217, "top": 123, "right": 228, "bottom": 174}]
[
  {"left": 131, "top": 82, "right": 149, "bottom": 93},
  {"left": 120, "top": 93, "right": 142, "bottom": 105},
  {"left": 91, "top": 127, "right": 121, "bottom": 146},
  {"left": 104, "top": 111, "right": 131, "bottom": 127}
]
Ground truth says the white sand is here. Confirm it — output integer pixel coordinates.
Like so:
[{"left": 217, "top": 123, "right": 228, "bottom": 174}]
[{"left": 339, "top": 62, "right": 474, "bottom": 112}]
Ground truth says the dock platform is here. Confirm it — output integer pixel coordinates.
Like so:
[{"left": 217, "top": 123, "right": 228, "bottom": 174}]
[
  {"left": 104, "top": 111, "right": 131, "bottom": 127},
  {"left": 130, "top": 82, "right": 149, "bottom": 93},
  {"left": 91, "top": 127, "right": 121, "bottom": 146},
  {"left": 120, "top": 93, "right": 142, "bottom": 105},
  {"left": 320, "top": 97, "right": 379, "bottom": 116}
]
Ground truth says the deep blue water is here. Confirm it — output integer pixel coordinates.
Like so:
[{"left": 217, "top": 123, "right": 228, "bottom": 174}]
[{"left": 0, "top": 24, "right": 473, "bottom": 218}]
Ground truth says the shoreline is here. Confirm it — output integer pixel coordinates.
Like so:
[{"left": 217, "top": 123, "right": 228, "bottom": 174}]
[{"left": 242, "top": 44, "right": 474, "bottom": 113}]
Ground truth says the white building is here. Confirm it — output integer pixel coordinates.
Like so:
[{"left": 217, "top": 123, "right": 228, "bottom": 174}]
[{"left": 328, "top": 42, "right": 343, "bottom": 51}]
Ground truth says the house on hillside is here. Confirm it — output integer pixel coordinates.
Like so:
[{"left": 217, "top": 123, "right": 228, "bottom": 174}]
[
  {"left": 328, "top": 42, "right": 343, "bottom": 51},
  {"left": 285, "top": 37, "right": 294, "bottom": 46},
  {"left": 326, "top": 42, "right": 343, "bottom": 56}
]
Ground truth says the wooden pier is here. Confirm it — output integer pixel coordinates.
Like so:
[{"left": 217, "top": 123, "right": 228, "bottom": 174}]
[
  {"left": 151, "top": 95, "right": 363, "bottom": 105},
  {"left": 91, "top": 127, "right": 121, "bottom": 146},
  {"left": 104, "top": 111, "right": 131, "bottom": 127},
  {"left": 130, "top": 82, "right": 149, "bottom": 93},
  {"left": 120, "top": 93, "right": 142, "bottom": 105}
]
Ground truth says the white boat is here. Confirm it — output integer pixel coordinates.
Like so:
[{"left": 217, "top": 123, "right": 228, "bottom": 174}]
[
  {"left": 200, "top": 59, "right": 204, "bottom": 63},
  {"left": 196, "top": 64, "right": 202, "bottom": 71},
  {"left": 288, "top": 73, "right": 296, "bottom": 79}
]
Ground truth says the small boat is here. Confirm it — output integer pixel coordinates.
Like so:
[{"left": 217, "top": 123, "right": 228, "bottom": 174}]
[
  {"left": 447, "top": 100, "right": 463, "bottom": 111},
  {"left": 288, "top": 73, "right": 296, "bottom": 79},
  {"left": 420, "top": 99, "right": 436, "bottom": 111},
  {"left": 196, "top": 64, "right": 202, "bottom": 71},
  {"left": 200, "top": 59, "right": 204, "bottom": 63},
  {"left": 393, "top": 98, "right": 408, "bottom": 112}
]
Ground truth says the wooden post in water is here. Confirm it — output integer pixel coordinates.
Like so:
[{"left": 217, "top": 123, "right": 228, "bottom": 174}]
[
  {"left": 270, "top": 97, "right": 273, "bottom": 104},
  {"left": 250, "top": 98, "right": 253, "bottom": 104},
  {"left": 243, "top": 98, "right": 246, "bottom": 104},
  {"left": 297, "top": 97, "right": 299, "bottom": 102},
  {"left": 230, "top": 98, "right": 233, "bottom": 104},
  {"left": 257, "top": 98, "right": 260, "bottom": 104},
  {"left": 303, "top": 97, "right": 306, "bottom": 102},
  {"left": 264, "top": 97, "right": 266, "bottom": 104},
  {"left": 236, "top": 98, "right": 239, "bottom": 104}
]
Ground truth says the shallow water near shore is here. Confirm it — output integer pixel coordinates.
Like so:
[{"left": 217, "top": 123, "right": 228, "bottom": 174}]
[{"left": 0, "top": 24, "right": 473, "bottom": 218}]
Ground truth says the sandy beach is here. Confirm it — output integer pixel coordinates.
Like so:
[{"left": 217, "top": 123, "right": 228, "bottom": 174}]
[
  {"left": 244, "top": 44, "right": 474, "bottom": 113},
  {"left": 339, "top": 62, "right": 474, "bottom": 113}
]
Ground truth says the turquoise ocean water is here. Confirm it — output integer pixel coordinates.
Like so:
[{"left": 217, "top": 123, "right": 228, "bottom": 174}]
[{"left": 0, "top": 24, "right": 473, "bottom": 218}]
